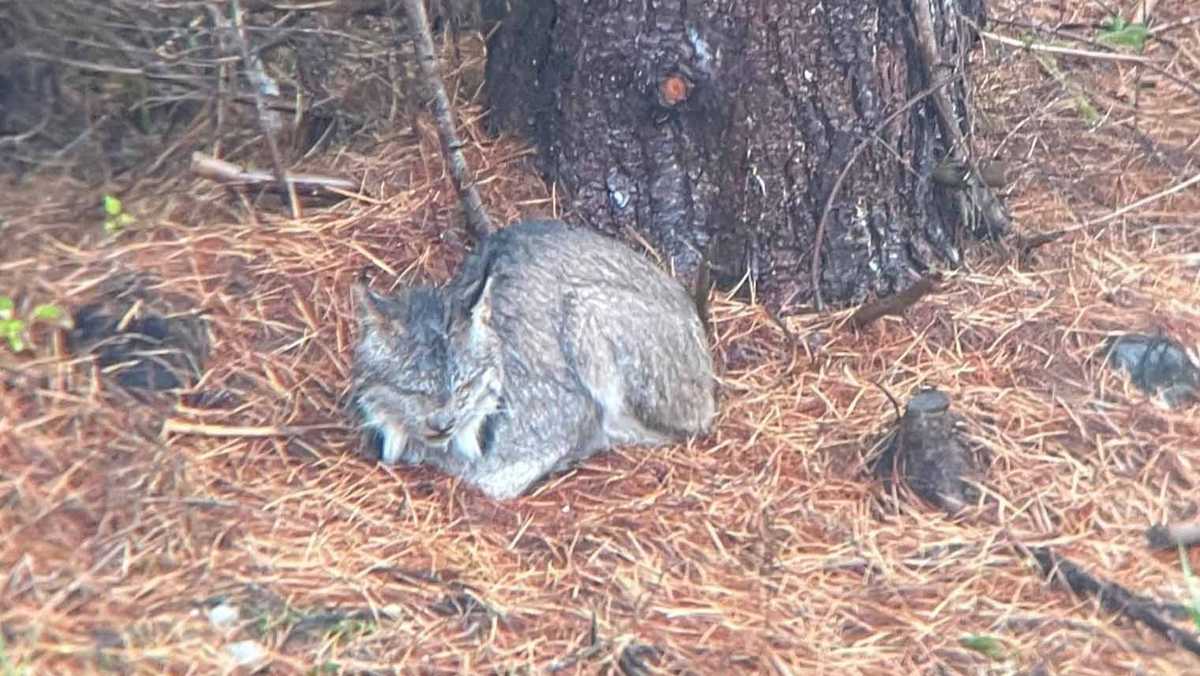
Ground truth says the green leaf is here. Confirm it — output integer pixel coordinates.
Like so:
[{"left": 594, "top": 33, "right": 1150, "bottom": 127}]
[
  {"left": 0, "top": 318, "right": 22, "bottom": 336},
  {"left": 1101, "top": 16, "right": 1129, "bottom": 31},
  {"left": 5, "top": 332, "right": 25, "bottom": 353},
  {"left": 960, "top": 635, "right": 1007, "bottom": 660},
  {"left": 103, "top": 194, "right": 124, "bottom": 217},
  {"left": 104, "top": 212, "right": 136, "bottom": 235},
  {"left": 1180, "top": 544, "right": 1200, "bottom": 632},
  {"left": 0, "top": 296, "right": 12, "bottom": 321},
  {"left": 31, "top": 304, "right": 63, "bottom": 322},
  {"left": 1098, "top": 17, "right": 1148, "bottom": 52},
  {"left": 1075, "top": 97, "right": 1101, "bottom": 125}
]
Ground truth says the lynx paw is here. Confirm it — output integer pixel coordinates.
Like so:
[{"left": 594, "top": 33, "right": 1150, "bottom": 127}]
[
  {"left": 378, "top": 423, "right": 423, "bottom": 465},
  {"left": 450, "top": 432, "right": 483, "bottom": 464}
]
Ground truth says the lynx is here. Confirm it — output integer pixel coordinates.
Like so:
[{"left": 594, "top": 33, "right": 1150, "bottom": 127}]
[{"left": 350, "top": 219, "right": 716, "bottom": 499}]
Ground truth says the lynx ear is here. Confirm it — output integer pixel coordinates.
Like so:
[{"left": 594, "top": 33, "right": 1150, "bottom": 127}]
[
  {"left": 471, "top": 275, "right": 494, "bottom": 326},
  {"left": 353, "top": 274, "right": 400, "bottom": 337},
  {"left": 456, "top": 275, "right": 495, "bottom": 339},
  {"left": 453, "top": 258, "right": 496, "bottom": 333}
]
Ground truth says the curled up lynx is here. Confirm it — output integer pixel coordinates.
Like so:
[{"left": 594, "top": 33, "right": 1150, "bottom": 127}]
[{"left": 350, "top": 219, "right": 717, "bottom": 499}]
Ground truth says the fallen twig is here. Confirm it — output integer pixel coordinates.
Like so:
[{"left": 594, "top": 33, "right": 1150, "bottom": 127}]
[
  {"left": 1064, "top": 170, "right": 1200, "bottom": 237},
  {"left": 228, "top": 0, "right": 302, "bottom": 219},
  {"left": 399, "top": 0, "right": 494, "bottom": 240},
  {"left": 161, "top": 418, "right": 348, "bottom": 438},
  {"left": 240, "top": 0, "right": 399, "bottom": 16},
  {"left": 1030, "top": 546, "right": 1200, "bottom": 658},
  {"left": 975, "top": 27, "right": 1161, "bottom": 63},
  {"left": 191, "top": 152, "right": 367, "bottom": 203},
  {"left": 846, "top": 275, "right": 942, "bottom": 330}
]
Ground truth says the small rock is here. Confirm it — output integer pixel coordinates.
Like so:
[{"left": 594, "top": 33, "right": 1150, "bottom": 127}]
[
  {"left": 1101, "top": 333, "right": 1199, "bottom": 408},
  {"left": 225, "top": 639, "right": 267, "bottom": 667},
  {"left": 208, "top": 603, "right": 239, "bottom": 630},
  {"left": 619, "top": 642, "right": 663, "bottom": 676}
]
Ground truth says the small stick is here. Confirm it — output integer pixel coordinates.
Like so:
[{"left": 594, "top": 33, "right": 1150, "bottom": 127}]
[
  {"left": 1061, "top": 169, "right": 1200, "bottom": 237},
  {"left": 399, "top": 0, "right": 495, "bottom": 240},
  {"left": 1146, "top": 522, "right": 1200, "bottom": 550},
  {"left": 1011, "top": 169, "right": 1200, "bottom": 258},
  {"left": 191, "top": 152, "right": 364, "bottom": 201},
  {"left": 228, "top": 0, "right": 302, "bottom": 219},
  {"left": 161, "top": 418, "right": 347, "bottom": 438},
  {"left": 974, "top": 27, "right": 1161, "bottom": 64},
  {"left": 1030, "top": 546, "right": 1200, "bottom": 657},
  {"left": 846, "top": 275, "right": 942, "bottom": 330}
]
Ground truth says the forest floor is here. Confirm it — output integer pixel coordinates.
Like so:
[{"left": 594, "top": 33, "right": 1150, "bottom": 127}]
[{"left": 2, "top": 0, "right": 1200, "bottom": 674}]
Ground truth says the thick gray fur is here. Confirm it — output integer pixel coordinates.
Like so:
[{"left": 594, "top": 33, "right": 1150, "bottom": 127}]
[{"left": 350, "top": 219, "right": 717, "bottom": 500}]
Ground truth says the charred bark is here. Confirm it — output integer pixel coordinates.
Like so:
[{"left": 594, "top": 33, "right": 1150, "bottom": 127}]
[{"left": 484, "top": 0, "right": 1006, "bottom": 312}]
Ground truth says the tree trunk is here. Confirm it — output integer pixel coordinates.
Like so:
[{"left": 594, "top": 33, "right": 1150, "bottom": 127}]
[{"left": 484, "top": 0, "right": 1007, "bottom": 313}]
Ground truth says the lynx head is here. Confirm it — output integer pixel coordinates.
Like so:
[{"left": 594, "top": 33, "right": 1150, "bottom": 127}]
[
  {"left": 431, "top": 264, "right": 504, "bottom": 463},
  {"left": 350, "top": 267, "right": 504, "bottom": 467},
  {"left": 350, "top": 277, "right": 452, "bottom": 465}
]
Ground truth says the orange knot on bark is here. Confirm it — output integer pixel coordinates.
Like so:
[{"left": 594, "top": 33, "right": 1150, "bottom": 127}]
[{"left": 658, "top": 74, "right": 692, "bottom": 107}]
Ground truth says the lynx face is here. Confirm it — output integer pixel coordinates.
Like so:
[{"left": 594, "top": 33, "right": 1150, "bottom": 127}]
[
  {"left": 354, "top": 383, "right": 441, "bottom": 465},
  {"left": 437, "top": 272, "right": 504, "bottom": 463},
  {"left": 351, "top": 281, "right": 455, "bottom": 464},
  {"left": 351, "top": 273, "right": 503, "bottom": 467}
]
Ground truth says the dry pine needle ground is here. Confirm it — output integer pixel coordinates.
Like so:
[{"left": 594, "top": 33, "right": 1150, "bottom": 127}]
[{"left": 3, "top": 0, "right": 1200, "bottom": 673}]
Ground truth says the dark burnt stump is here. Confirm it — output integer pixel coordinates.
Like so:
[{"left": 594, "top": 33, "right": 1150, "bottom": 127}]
[{"left": 485, "top": 0, "right": 1005, "bottom": 312}]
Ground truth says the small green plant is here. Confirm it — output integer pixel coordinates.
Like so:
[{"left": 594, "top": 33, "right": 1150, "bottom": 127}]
[
  {"left": 0, "top": 632, "right": 31, "bottom": 676},
  {"left": 0, "top": 296, "right": 71, "bottom": 353},
  {"left": 103, "top": 194, "right": 136, "bottom": 234},
  {"left": 1097, "top": 16, "right": 1149, "bottom": 53},
  {"left": 959, "top": 634, "right": 1007, "bottom": 660},
  {"left": 325, "top": 617, "right": 375, "bottom": 643},
  {"left": 1180, "top": 544, "right": 1200, "bottom": 632}
]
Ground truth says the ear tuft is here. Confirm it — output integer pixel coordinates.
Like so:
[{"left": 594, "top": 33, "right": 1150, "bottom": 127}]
[
  {"left": 453, "top": 257, "right": 497, "bottom": 333},
  {"left": 470, "top": 275, "right": 494, "bottom": 327},
  {"left": 353, "top": 275, "right": 397, "bottom": 336}
]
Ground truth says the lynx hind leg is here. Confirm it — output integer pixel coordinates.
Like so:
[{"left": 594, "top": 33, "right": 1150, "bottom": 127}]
[
  {"left": 567, "top": 324, "right": 713, "bottom": 448},
  {"left": 608, "top": 316, "right": 716, "bottom": 443},
  {"left": 464, "top": 450, "right": 557, "bottom": 500}
]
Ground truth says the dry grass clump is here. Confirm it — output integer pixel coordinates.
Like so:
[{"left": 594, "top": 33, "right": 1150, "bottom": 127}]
[{"left": 3, "top": 0, "right": 1200, "bottom": 673}]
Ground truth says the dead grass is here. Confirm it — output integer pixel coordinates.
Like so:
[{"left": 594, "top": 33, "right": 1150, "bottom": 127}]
[{"left": 3, "top": 0, "right": 1200, "bottom": 673}]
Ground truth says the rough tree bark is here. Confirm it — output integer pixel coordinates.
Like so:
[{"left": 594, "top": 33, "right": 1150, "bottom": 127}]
[{"left": 484, "top": 0, "right": 1007, "bottom": 312}]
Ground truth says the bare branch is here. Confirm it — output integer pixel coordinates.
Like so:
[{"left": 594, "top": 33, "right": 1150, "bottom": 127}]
[
  {"left": 811, "top": 72, "right": 961, "bottom": 310},
  {"left": 226, "top": 0, "right": 303, "bottom": 218},
  {"left": 1030, "top": 546, "right": 1200, "bottom": 657},
  {"left": 398, "top": 0, "right": 495, "bottom": 240},
  {"left": 846, "top": 275, "right": 943, "bottom": 331},
  {"left": 191, "top": 152, "right": 367, "bottom": 204},
  {"left": 975, "top": 27, "right": 1162, "bottom": 64}
]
